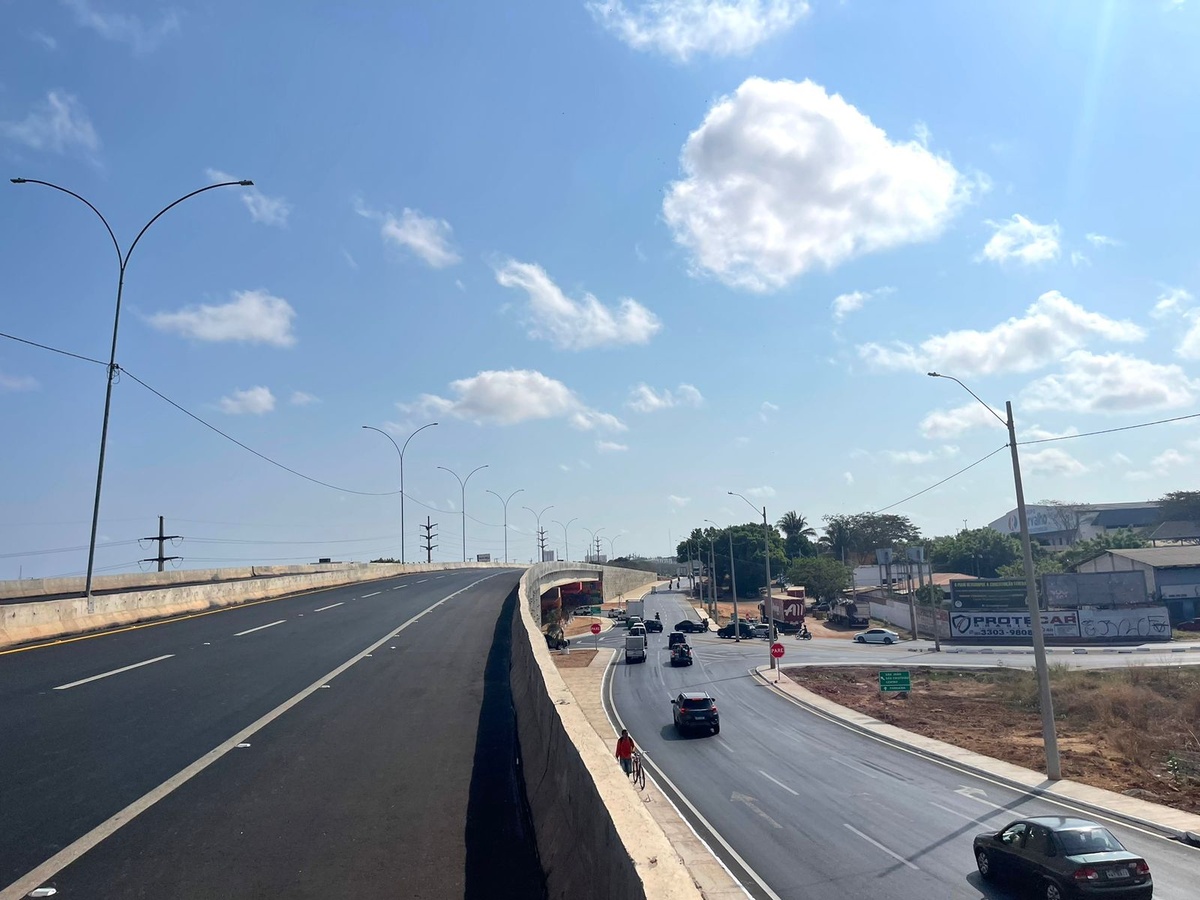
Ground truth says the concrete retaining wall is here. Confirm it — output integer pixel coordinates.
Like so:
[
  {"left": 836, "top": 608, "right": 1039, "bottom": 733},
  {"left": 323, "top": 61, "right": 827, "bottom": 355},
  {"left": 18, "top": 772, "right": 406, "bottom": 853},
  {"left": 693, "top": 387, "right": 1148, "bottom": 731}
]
[
  {"left": 0, "top": 562, "right": 501, "bottom": 650},
  {"left": 599, "top": 565, "right": 659, "bottom": 603},
  {"left": 512, "top": 562, "right": 701, "bottom": 899}
]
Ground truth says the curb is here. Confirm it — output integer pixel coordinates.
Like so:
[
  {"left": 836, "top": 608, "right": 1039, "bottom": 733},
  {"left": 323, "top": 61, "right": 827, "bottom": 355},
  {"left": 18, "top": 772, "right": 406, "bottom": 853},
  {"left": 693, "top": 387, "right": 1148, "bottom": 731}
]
[{"left": 751, "top": 665, "right": 1200, "bottom": 848}]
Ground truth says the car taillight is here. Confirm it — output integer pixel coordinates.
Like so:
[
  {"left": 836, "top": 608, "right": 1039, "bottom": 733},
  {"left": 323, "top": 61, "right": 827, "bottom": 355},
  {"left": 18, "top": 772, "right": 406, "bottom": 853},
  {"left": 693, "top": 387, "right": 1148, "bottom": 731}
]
[
  {"left": 1074, "top": 867, "right": 1100, "bottom": 882},
  {"left": 1132, "top": 860, "right": 1150, "bottom": 876},
  {"left": 710, "top": 705, "right": 717, "bottom": 713}
]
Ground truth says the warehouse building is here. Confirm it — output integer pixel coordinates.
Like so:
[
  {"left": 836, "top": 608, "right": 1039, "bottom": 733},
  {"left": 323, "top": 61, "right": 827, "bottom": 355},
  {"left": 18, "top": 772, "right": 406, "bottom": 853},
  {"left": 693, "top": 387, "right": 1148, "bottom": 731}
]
[{"left": 1073, "top": 546, "right": 1200, "bottom": 625}]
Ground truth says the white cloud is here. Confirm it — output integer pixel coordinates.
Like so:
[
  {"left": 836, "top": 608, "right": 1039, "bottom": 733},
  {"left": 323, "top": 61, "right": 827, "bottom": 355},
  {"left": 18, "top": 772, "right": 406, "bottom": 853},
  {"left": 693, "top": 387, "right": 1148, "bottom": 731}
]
[
  {"left": 858, "top": 291, "right": 1144, "bottom": 376},
  {"left": 669, "top": 494, "right": 691, "bottom": 507},
  {"left": 627, "top": 382, "right": 704, "bottom": 412},
  {"left": 745, "top": 485, "right": 776, "bottom": 499},
  {"left": 597, "top": 440, "right": 629, "bottom": 453},
  {"left": 342, "top": 250, "right": 358, "bottom": 270},
  {"left": 1070, "top": 251, "right": 1090, "bottom": 268},
  {"left": 1, "top": 91, "right": 98, "bottom": 155},
  {"left": 1022, "top": 351, "right": 1198, "bottom": 414},
  {"left": 882, "top": 446, "right": 959, "bottom": 465},
  {"left": 734, "top": 435, "right": 751, "bottom": 446},
  {"left": 219, "top": 386, "right": 275, "bottom": 415},
  {"left": 206, "top": 169, "right": 290, "bottom": 227},
  {"left": 1151, "top": 448, "right": 1191, "bottom": 470},
  {"left": 62, "top": 0, "right": 180, "bottom": 53},
  {"left": 559, "top": 463, "right": 572, "bottom": 472},
  {"left": 843, "top": 472, "right": 854, "bottom": 485},
  {"left": 1022, "top": 424, "right": 1080, "bottom": 441},
  {"left": 1111, "top": 452, "right": 1132, "bottom": 465},
  {"left": 832, "top": 286, "right": 894, "bottom": 322},
  {"left": 979, "top": 214, "right": 1061, "bottom": 265},
  {"left": 663, "top": 77, "right": 976, "bottom": 292},
  {"left": 149, "top": 290, "right": 296, "bottom": 347},
  {"left": 356, "top": 200, "right": 460, "bottom": 268},
  {"left": 1085, "top": 233, "right": 1120, "bottom": 248},
  {"left": 28, "top": 31, "right": 58, "bottom": 50},
  {"left": 400, "top": 369, "right": 625, "bottom": 432},
  {"left": 587, "top": 0, "right": 809, "bottom": 61},
  {"left": 760, "top": 401, "right": 779, "bottom": 421},
  {"left": 495, "top": 260, "right": 661, "bottom": 349},
  {"left": 0, "top": 372, "right": 39, "bottom": 392},
  {"left": 1147, "top": 287, "right": 1200, "bottom": 359},
  {"left": 1023, "top": 448, "right": 1088, "bottom": 477},
  {"left": 919, "top": 402, "right": 1002, "bottom": 439},
  {"left": 290, "top": 391, "right": 319, "bottom": 406},
  {"left": 1152, "top": 286, "right": 1192, "bottom": 319}
]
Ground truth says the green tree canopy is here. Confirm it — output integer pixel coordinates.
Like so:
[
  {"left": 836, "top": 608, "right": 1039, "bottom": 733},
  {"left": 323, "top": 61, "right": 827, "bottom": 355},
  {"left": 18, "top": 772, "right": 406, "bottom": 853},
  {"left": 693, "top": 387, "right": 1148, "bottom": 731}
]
[
  {"left": 1157, "top": 490, "right": 1200, "bottom": 522},
  {"left": 786, "top": 557, "right": 851, "bottom": 602},
  {"left": 928, "top": 527, "right": 1022, "bottom": 578},
  {"left": 777, "top": 510, "right": 817, "bottom": 559},
  {"left": 677, "top": 523, "right": 787, "bottom": 597},
  {"left": 818, "top": 513, "right": 923, "bottom": 563}
]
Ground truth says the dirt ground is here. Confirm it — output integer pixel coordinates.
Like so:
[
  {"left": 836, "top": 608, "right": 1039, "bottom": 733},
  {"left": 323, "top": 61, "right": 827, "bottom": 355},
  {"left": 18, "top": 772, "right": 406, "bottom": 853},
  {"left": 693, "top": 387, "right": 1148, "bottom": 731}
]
[
  {"left": 564, "top": 615, "right": 605, "bottom": 637},
  {"left": 786, "top": 665, "right": 1200, "bottom": 814},
  {"left": 551, "top": 648, "right": 598, "bottom": 668}
]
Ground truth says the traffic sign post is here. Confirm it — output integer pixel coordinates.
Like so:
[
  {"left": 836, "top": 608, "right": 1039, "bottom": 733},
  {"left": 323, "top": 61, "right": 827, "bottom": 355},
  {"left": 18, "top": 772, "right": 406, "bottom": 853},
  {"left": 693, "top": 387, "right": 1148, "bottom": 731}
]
[
  {"left": 591, "top": 620, "right": 601, "bottom": 650},
  {"left": 770, "top": 642, "right": 785, "bottom": 684},
  {"left": 879, "top": 670, "right": 912, "bottom": 693}
]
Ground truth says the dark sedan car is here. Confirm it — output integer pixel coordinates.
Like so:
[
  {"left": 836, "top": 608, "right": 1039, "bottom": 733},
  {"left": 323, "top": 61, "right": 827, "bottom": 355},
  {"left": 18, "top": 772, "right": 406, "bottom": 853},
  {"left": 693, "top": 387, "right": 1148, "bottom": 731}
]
[
  {"left": 644, "top": 618, "right": 663, "bottom": 633},
  {"left": 974, "top": 816, "right": 1152, "bottom": 899},
  {"left": 717, "top": 621, "right": 755, "bottom": 639},
  {"left": 674, "top": 619, "right": 708, "bottom": 633},
  {"left": 671, "top": 691, "right": 718, "bottom": 735}
]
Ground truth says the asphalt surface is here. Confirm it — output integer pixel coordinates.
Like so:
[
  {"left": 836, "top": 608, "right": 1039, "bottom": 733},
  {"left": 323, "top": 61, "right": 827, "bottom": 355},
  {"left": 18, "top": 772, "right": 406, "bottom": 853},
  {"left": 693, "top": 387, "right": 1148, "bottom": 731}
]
[
  {"left": 607, "top": 588, "right": 1199, "bottom": 900},
  {"left": 0, "top": 567, "right": 546, "bottom": 900}
]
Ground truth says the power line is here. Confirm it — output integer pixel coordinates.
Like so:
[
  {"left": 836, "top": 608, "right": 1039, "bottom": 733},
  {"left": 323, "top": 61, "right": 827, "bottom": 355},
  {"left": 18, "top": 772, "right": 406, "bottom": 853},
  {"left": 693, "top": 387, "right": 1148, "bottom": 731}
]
[
  {"left": 120, "top": 368, "right": 401, "bottom": 497},
  {"left": 0, "top": 539, "right": 141, "bottom": 559},
  {"left": 872, "top": 445, "right": 1008, "bottom": 514},
  {"left": 0, "top": 329, "right": 107, "bottom": 366},
  {"left": 1017, "top": 410, "right": 1200, "bottom": 446}
]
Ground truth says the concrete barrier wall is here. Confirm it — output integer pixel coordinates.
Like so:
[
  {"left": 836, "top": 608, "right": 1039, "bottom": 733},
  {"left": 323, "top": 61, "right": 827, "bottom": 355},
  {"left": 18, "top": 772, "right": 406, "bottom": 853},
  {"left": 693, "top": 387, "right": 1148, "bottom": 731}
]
[
  {"left": 599, "top": 566, "right": 659, "bottom": 603},
  {"left": 0, "top": 561, "right": 503, "bottom": 650},
  {"left": 512, "top": 562, "right": 701, "bottom": 899}
]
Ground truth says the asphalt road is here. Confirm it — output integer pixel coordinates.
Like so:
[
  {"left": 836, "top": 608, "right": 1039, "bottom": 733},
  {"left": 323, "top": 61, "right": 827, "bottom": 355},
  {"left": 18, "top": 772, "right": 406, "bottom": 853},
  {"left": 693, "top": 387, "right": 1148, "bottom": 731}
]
[
  {"left": 608, "top": 587, "right": 1199, "bottom": 900},
  {"left": 0, "top": 567, "right": 546, "bottom": 900}
]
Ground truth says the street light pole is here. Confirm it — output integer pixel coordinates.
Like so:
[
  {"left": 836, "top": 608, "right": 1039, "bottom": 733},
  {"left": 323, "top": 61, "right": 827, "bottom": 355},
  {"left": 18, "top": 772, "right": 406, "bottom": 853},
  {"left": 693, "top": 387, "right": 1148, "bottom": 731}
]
[
  {"left": 705, "top": 519, "right": 730, "bottom": 632},
  {"left": 928, "top": 372, "right": 1061, "bottom": 780},
  {"left": 605, "top": 534, "right": 622, "bottom": 561},
  {"left": 552, "top": 517, "right": 577, "bottom": 562},
  {"left": 438, "top": 464, "right": 489, "bottom": 562},
  {"left": 486, "top": 488, "right": 524, "bottom": 563},
  {"left": 524, "top": 505, "right": 554, "bottom": 561},
  {"left": 362, "top": 421, "right": 438, "bottom": 564},
  {"left": 11, "top": 177, "right": 253, "bottom": 607},
  {"left": 730, "top": 492, "right": 775, "bottom": 677}
]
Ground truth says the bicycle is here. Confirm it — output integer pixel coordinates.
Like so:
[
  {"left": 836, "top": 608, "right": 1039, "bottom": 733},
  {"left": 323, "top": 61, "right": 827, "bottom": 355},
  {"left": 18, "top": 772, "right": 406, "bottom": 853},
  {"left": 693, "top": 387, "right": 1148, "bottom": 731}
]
[{"left": 629, "top": 749, "right": 646, "bottom": 790}]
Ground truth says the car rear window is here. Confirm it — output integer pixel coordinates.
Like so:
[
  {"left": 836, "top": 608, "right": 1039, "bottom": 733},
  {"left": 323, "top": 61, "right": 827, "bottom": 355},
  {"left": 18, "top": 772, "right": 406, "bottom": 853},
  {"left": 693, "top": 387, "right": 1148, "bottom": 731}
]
[
  {"left": 680, "top": 698, "right": 712, "bottom": 709},
  {"left": 1056, "top": 828, "right": 1122, "bottom": 855}
]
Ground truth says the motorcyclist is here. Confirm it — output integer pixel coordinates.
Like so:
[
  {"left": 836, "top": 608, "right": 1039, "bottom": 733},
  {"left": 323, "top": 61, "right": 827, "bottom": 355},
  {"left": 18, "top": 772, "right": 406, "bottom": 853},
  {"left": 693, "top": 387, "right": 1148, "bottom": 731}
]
[{"left": 654, "top": 611, "right": 661, "bottom": 621}]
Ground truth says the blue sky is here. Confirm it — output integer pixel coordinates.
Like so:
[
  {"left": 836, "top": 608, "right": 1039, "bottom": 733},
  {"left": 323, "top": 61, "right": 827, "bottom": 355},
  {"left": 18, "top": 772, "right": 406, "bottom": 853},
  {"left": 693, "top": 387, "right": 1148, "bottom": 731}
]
[{"left": 3, "top": 0, "right": 1200, "bottom": 577}]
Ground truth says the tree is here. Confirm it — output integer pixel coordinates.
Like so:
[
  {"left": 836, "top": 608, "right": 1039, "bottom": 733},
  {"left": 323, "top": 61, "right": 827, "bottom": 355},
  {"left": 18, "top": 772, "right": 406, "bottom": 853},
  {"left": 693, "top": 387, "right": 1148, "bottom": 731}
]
[
  {"left": 818, "top": 513, "right": 923, "bottom": 563},
  {"left": 1038, "top": 499, "right": 1090, "bottom": 544},
  {"left": 1157, "top": 491, "right": 1200, "bottom": 522},
  {"left": 677, "top": 523, "right": 787, "bottom": 597},
  {"left": 777, "top": 511, "right": 816, "bottom": 559},
  {"left": 786, "top": 557, "right": 851, "bottom": 602},
  {"left": 928, "top": 527, "right": 1022, "bottom": 578}
]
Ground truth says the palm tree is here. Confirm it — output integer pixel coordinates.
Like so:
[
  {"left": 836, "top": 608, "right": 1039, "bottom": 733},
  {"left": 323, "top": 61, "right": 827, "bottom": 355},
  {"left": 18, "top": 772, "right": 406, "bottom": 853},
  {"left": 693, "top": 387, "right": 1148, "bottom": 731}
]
[{"left": 777, "top": 511, "right": 816, "bottom": 540}]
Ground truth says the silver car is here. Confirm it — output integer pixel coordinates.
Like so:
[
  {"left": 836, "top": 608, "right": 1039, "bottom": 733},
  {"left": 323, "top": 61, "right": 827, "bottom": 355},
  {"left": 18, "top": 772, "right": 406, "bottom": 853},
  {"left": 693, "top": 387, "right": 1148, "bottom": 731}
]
[{"left": 854, "top": 627, "right": 900, "bottom": 645}]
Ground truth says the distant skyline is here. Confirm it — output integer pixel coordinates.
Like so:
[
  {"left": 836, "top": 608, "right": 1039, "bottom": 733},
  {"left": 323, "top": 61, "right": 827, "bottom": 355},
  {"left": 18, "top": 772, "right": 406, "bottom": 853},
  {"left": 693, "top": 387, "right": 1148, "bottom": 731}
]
[{"left": 3, "top": 1, "right": 1199, "bottom": 578}]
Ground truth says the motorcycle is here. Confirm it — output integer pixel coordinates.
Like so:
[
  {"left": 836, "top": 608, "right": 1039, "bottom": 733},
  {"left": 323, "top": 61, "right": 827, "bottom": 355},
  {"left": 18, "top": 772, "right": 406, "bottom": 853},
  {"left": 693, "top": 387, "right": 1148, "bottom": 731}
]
[{"left": 796, "top": 629, "right": 812, "bottom": 640}]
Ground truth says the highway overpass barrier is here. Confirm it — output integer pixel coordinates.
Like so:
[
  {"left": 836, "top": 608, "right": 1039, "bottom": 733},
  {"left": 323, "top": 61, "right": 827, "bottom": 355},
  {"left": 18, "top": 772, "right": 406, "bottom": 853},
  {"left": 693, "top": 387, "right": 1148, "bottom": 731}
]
[
  {"left": 0, "top": 561, "right": 502, "bottom": 650},
  {"left": 511, "top": 562, "right": 702, "bottom": 900}
]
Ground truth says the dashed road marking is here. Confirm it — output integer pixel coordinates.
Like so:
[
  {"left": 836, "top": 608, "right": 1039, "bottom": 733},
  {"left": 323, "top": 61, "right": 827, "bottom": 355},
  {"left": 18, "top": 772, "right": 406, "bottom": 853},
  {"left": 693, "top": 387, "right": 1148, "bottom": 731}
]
[
  {"left": 53, "top": 655, "right": 175, "bottom": 691},
  {"left": 234, "top": 620, "right": 285, "bottom": 637}
]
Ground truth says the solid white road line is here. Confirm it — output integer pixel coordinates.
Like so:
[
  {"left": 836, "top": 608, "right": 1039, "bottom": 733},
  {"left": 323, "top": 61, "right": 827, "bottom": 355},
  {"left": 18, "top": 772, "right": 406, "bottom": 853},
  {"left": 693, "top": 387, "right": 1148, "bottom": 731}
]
[
  {"left": 313, "top": 602, "right": 343, "bottom": 612},
  {"left": 758, "top": 770, "right": 800, "bottom": 797},
  {"left": 0, "top": 571, "right": 507, "bottom": 900},
  {"left": 362, "top": 591, "right": 381, "bottom": 598},
  {"left": 53, "top": 655, "right": 175, "bottom": 691},
  {"left": 843, "top": 824, "right": 920, "bottom": 871},
  {"left": 929, "top": 801, "right": 993, "bottom": 826},
  {"left": 234, "top": 620, "right": 285, "bottom": 637}
]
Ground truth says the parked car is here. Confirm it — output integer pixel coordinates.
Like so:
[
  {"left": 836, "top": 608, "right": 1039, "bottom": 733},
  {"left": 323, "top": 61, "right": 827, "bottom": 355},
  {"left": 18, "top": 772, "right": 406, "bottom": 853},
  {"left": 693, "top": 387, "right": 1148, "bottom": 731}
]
[
  {"left": 973, "top": 816, "right": 1152, "bottom": 899},
  {"left": 672, "top": 691, "right": 719, "bottom": 735},
  {"left": 813, "top": 601, "right": 832, "bottom": 612},
  {"left": 674, "top": 619, "right": 708, "bottom": 633},
  {"left": 670, "top": 644, "right": 693, "bottom": 666},
  {"left": 854, "top": 627, "right": 900, "bottom": 645},
  {"left": 717, "top": 622, "right": 755, "bottom": 639},
  {"left": 1176, "top": 618, "right": 1200, "bottom": 632},
  {"left": 752, "top": 623, "right": 772, "bottom": 640},
  {"left": 644, "top": 618, "right": 663, "bottom": 633},
  {"left": 668, "top": 631, "right": 688, "bottom": 649}
]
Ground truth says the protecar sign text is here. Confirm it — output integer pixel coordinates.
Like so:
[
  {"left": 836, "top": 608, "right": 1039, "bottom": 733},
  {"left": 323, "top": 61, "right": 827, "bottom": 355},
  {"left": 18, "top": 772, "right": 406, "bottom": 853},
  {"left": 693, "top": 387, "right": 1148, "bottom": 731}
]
[{"left": 949, "top": 611, "right": 1081, "bottom": 640}]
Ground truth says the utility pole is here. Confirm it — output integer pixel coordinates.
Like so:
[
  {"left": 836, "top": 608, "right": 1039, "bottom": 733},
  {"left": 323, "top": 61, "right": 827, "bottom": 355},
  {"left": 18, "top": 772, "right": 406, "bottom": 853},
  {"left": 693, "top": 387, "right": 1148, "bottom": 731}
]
[
  {"left": 420, "top": 517, "right": 438, "bottom": 563},
  {"left": 141, "top": 515, "right": 181, "bottom": 572},
  {"left": 537, "top": 527, "right": 548, "bottom": 561},
  {"left": 593, "top": 534, "right": 603, "bottom": 562}
]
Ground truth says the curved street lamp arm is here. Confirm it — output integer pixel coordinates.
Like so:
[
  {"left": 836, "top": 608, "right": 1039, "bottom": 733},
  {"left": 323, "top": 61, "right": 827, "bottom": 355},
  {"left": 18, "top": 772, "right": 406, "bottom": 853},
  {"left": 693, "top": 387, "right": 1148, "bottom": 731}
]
[
  {"left": 464, "top": 464, "right": 489, "bottom": 488},
  {"left": 125, "top": 180, "right": 252, "bottom": 267},
  {"left": 10, "top": 178, "right": 121, "bottom": 267},
  {"left": 926, "top": 371, "right": 1008, "bottom": 429},
  {"left": 437, "top": 465, "right": 464, "bottom": 488},
  {"left": 362, "top": 425, "right": 402, "bottom": 457},
  {"left": 401, "top": 421, "right": 439, "bottom": 457},
  {"left": 727, "top": 491, "right": 760, "bottom": 517}
]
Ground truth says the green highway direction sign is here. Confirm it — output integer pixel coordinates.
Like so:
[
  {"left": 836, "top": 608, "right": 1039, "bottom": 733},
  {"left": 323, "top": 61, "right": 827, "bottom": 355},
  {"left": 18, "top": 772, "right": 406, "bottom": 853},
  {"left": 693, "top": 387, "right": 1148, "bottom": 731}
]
[{"left": 879, "top": 670, "right": 912, "bottom": 693}]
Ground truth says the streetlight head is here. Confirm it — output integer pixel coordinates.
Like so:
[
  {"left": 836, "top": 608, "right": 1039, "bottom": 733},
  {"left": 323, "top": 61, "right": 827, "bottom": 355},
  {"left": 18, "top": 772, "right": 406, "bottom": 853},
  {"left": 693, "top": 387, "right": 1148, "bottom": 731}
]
[
  {"left": 927, "top": 371, "right": 941, "bottom": 378},
  {"left": 238, "top": 180, "right": 254, "bottom": 186},
  {"left": 10, "top": 177, "right": 27, "bottom": 184}
]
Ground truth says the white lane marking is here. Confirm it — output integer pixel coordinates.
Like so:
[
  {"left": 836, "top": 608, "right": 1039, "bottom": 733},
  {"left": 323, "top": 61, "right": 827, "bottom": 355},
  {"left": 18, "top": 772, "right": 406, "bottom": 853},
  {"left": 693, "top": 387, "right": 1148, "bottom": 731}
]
[
  {"left": 234, "top": 620, "right": 286, "bottom": 637},
  {"left": 929, "top": 801, "right": 994, "bottom": 826},
  {"left": 313, "top": 602, "right": 343, "bottom": 612},
  {"left": 391, "top": 585, "right": 407, "bottom": 590},
  {"left": 758, "top": 770, "right": 800, "bottom": 797},
  {"left": 954, "top": 785, "right": 1007, "bottom": 811},
  {"left": 844, "top": 824, "right": 920, "bottom": 871},
  {"left": 715, "top": 738, "right": 736, "bottom": 754},
  {"left": 362, "top": 591, "right": 381, "bottom": 598},
  {"left": 0, "top": 572, "right": 507, "bottom": 900},
  {"left": 416, "top": 579, "right": 429, "bottom": 584},
  {"left": 53, "top": 655, "right": 175, "bottom": 691},
  {"left": 732, "top": 792, "right": 782, "bottom": 829}
]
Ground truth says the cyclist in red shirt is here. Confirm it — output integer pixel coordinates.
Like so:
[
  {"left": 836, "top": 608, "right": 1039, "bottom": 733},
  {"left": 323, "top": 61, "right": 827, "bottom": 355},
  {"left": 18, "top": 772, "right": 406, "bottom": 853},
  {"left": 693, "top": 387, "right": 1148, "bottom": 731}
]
[{"left": 615, "top": 729, "right": 636, "bottom": 776}]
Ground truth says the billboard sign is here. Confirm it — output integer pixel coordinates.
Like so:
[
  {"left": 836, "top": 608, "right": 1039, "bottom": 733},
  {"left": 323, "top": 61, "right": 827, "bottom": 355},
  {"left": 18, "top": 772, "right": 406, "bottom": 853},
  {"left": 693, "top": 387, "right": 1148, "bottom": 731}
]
[
  {"left": 949, "top": 610, "right": 1081, "bottom": 640},
  {"left": 1079, "top": 607, "right": 1171, "bottom": 640},
  {"left": 950, "top": 579, "right": 1031, "bottom": 610},
  {"left": 1042, "top": 572, "right": 1149, "bottom": 609},
  {"left": 875, "top": 548, "right": 893, "bottom": 566},
  {"left": 476, "top": 553, "right": 492, "bottom": 562},
  {"left": 1161, "top": 583, "right": 1200, "bottom": 600},
  {"left": 997, "top": 506, "right": 1060, "bottom": 536}
]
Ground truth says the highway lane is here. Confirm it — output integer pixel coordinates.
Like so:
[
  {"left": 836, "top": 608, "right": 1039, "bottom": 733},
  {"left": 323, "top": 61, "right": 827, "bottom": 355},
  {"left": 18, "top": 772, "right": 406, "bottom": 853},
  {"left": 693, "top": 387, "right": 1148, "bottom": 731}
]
[
  {"left": 609, "top": 588, "right": 1198, "bottom": 900},
  {"left": 0, "top": 567, "right": 544, "bottom": 898}
]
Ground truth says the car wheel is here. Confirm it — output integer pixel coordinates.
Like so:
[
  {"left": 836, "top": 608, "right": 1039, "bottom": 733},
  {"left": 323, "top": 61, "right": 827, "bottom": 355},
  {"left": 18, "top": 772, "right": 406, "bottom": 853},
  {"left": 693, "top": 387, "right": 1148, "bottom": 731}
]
[
  {"left": 1044, "top": 880, "right": 1063, "bottom": 900},
  {"left": 884, "top": 637, "right": 894, "bottom": 644},
  {"left": 975, "top": 850, "right": 992, "bottom": 881},
  {"left": 854, "top": 636, "right": 864, "bottom": 643},
  {"left": 712, "top": 724, "right": 720, "bottom": 735}
]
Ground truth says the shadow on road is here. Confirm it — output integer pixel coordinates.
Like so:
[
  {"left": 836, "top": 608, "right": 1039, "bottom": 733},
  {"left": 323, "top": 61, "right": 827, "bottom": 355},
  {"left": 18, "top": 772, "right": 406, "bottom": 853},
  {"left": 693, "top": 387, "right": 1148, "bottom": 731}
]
[{"left": 964, "top": 870, "right": 1021, "bottom": 899}]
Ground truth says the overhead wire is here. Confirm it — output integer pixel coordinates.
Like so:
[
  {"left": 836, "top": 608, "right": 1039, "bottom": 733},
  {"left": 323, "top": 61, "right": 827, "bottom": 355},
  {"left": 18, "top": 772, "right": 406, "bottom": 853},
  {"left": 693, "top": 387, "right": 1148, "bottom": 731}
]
[
  {"left": 0, "top": 329, "right": 107, "bottom": 366},
  {"left": 1016, "top": 411, "right": 1200, "bottom": 445},
  {"left": 872, "top": 445, "right": 1009, "bottom": 514}
]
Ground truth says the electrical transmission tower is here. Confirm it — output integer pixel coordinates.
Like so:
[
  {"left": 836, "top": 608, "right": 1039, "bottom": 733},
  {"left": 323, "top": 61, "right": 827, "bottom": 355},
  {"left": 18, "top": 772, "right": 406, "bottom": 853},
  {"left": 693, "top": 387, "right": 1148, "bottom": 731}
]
[
  {"left": 537, "top": 527, "right": 548, "bottom": 561},
  {"left": 420, "top": 517, "right": 438, "bottom": 563},
  {"left": 141, "top": 515, "right": 182, "bottom": 572}
]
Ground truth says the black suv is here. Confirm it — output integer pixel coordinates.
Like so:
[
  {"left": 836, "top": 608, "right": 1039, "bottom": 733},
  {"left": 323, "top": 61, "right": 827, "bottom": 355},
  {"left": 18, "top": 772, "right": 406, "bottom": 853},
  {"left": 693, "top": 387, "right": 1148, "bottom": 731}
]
[
  {"left": 644, "top": 618, "right": 663, "bottom": 633},
  {"left": 672, "top": 692, "right": 719, "bottom": 735},
  {"left": 717, "top": 622, "right": 754, "bottom": 639},
  {"left": 674, "top": 619, "right": 708, "bottom": 633}
]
